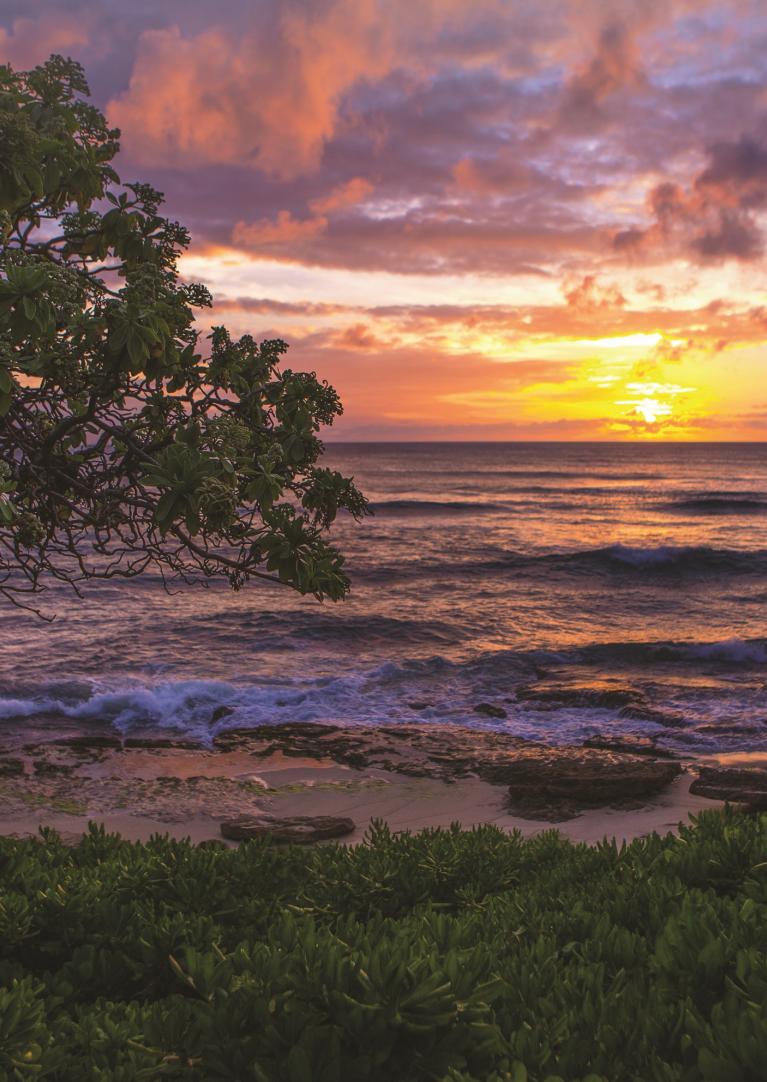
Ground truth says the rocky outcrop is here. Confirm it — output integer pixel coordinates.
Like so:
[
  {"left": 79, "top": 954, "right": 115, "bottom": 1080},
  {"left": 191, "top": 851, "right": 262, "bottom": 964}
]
[
  {"left": 582, "top": 734, "right": 679, "bottom": 759},
  {"left": 213, "top": 722, "right": 531, "bottom": 780},
  {"left": 213, "top": 723, "right": 681, "bottom": 818},
  {"left": 503, "top": 747, "right": 682, "bottom": 820},
  {"left": 474, "top": 703, "right": 508, "bottom": 719},
  {"left": 124, "top": 737, "right": 205, "bottom": 750},
  {"left": 4, "top": 722, "right": 685, "bottom": 828},
  {"left": 220, "top": 815, "right": 355, "bottom": 843},
  {"left": 690, "top": 766, "right": 767, "bottom": 810},
  {"left": 516, "top": 682, "right": 644, "bottom": 710},
  {"left": 617, "top": 705, "right": 687, "bottom": 728},
  {"left": 52, "top": 736, "right": 122, "bottom": 750}
]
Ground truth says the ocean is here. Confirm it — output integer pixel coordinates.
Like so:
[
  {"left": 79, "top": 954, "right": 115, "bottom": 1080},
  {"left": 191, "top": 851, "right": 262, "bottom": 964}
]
[{"left": 1, "top": 442, "right": 765, "bottom": 757}]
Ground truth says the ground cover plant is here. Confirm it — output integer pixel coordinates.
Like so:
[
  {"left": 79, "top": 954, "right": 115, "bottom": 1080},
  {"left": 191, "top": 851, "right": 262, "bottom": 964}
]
[{"left": 0, "top": 809, "right": 766, "bottom": 1080}]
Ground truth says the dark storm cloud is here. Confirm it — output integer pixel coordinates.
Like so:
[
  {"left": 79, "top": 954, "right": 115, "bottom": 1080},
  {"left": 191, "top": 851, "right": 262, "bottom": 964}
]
[{"left": 615, "top": 134, "right": 767, "bottom": 262}]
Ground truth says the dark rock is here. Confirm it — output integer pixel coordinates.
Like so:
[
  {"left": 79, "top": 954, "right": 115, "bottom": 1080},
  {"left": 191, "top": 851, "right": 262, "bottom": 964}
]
[
  {"left": 618, "top": 705, "right": 686, "bottom": 728},
  {"left": 53, "top": 736, "right": 122, "bottom": 750},
  {"left": 474, "top": 703, "right": 508, "bottom": 719},
  {"left": 340, "top": 752, "right": 369, "bottom": 769},
  {"left": 220, "top": 815, "right": 355, "bottom": 843},
  {"left": 0, "top": 758, "right": 24, "bottom": 777},
  {"left": 256, "top": 722, "right": 341, "bottom": 738},
  {"left": 210, "top": 706, "right": 234, "bottom": 724},
  {"left": 124, "top": 737, "right": 205, "bottom": 750},
  {"left": 582, "top": 735, "right": 679, "bottom": 759},
  {"left": 518, "top": 683, "right": 643, "bottom": 710},
  {"left": 213, "top": 723, "right": 340, "bottom": 750},
  {"left": 33, "top": 760, "right": 74, "bottom": 775},
  {"left": 504, "top": 748, "right": 682, "bottom": 820},
  {"left": 407, "top": 701, "right": 431, "bottom": 711},
  {"left": 690, "top": 767, "right": 767, "bottom": 810}
]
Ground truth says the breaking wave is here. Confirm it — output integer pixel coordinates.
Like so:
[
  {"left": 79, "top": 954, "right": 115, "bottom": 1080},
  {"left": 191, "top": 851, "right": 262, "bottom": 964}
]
[{"left": 1, "top": 637, "right": 763, "bottom": 743}]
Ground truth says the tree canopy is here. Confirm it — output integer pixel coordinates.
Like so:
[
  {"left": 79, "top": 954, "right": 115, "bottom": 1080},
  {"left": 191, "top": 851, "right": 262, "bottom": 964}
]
[{"left": 0, "top": 55, "right": 368, "bottom": 614}]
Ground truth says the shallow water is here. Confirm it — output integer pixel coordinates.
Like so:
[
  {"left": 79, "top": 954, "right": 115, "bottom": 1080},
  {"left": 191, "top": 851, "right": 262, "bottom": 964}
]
[{"left": 1, "top": 442, "right": 765, "bottom": 755}]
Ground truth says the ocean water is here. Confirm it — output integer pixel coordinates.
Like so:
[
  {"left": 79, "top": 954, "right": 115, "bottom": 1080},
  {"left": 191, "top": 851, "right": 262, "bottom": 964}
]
[{"left": 1, "top": 442, "right": 766, "bottom": 756}]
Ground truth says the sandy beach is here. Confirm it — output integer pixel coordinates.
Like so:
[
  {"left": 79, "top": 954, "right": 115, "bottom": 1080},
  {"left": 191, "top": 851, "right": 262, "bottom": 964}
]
[{"left": 0, "top": 720, "right": 728, "bottom": 847}]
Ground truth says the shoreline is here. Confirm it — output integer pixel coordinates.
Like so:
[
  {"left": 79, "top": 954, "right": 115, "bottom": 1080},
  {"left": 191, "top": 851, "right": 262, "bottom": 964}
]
[
  {"left": 0, "top": 720, "right": 733, "bottom": 846},
  {"left": 0, "top": 772, "right": 724, "bottom": 849}
]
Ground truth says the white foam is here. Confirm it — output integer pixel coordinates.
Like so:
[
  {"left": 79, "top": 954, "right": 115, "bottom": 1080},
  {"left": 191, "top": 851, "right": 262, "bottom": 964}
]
[
  {"left": 677, "top": 638, "right": 767, "bottom": 664},
  {"left": 605, "top": 543, "right": 689, "bottom": 567}
]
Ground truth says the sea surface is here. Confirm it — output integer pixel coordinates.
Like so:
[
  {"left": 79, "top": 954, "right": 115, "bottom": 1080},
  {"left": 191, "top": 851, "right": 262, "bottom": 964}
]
[{"left": 1, "top": 442, "right": 766, "bottom": 757}]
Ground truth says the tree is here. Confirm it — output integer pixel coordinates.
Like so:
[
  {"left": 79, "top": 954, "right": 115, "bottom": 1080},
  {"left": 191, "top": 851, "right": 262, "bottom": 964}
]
[{"left": 0, "top": 55, "right": 369, "bottom": 615}]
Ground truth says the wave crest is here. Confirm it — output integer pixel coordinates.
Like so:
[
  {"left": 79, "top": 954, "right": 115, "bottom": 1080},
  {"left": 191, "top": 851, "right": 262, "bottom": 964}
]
[
  {"left": 658, "top": 495, "right": 767, "bottom": 515},
  {"left": 369, "top": 499, "right": 506, "bottom": 515}
]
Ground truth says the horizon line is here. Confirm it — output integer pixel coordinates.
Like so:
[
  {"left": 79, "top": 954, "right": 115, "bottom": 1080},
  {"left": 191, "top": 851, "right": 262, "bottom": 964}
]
[{"left": 322, "top": 438, "right": 767, "bottom": 445}]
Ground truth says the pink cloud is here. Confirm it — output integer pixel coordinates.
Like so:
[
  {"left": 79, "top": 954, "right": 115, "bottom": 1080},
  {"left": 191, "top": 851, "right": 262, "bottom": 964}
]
[
  {"left": 334, "top": 322, "right": 383, "bottom": 350},
  {"left": 232, "top": 210, "right": 327, "bottom": 249},
  {"left": 107, "top": 5, "right": 399, "bottom": 178},
  {"left": 0, "top": 14, "right": 92, "bottom": 70},
  {"left": 310, "top": 177, "right": 373, "bottom": 215}
]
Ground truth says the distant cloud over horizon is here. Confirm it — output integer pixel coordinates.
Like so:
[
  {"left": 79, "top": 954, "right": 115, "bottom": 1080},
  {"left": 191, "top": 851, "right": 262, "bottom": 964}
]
[{"left": 4, "top": 0, "right": 767, "bottom": 439}]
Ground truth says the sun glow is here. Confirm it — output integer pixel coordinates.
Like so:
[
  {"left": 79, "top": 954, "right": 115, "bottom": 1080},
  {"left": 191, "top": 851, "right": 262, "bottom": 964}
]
[
  {"left": 619, "top": 397, "right": 674, "bottom": 424},
  {"left": 178, "top": 245, "right": 764, "bottom": 439}
]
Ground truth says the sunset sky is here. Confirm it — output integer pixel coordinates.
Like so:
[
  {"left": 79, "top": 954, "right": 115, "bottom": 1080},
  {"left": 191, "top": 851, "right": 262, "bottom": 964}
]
[{"left": 4, "top": 1, "right": 767, "bottom": 439}]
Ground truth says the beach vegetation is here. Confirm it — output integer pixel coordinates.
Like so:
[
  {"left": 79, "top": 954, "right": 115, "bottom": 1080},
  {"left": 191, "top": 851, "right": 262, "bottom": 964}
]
[
  {"left": 0, "top": 55, "right": 368, "bottom": 614},
  {"left": 0, "top": 809, "right": 766, "bottom": 1079}
]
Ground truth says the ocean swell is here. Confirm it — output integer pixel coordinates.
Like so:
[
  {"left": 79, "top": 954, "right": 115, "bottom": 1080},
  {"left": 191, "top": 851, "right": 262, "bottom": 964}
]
[
  {"left": 368, "top": 499, "right": 507, "bottom": 515},
  {"left": 1, "top": 636, "right": 763, "bottom": 743},
  {"left": 658, "top": 494, "right": 767, "bottom": 515},
  {"left": 432, "top": 544, "right": 766, "bottom": 580}
]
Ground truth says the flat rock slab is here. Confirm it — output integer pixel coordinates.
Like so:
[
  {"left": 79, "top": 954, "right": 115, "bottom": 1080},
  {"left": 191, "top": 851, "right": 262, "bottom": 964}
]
[
  {"left": 516, "top": 682, "right": 644, "bottom": 710},
  {"left": 582, "top": 735, "right": 679, "bottom": 759},
  {"left": 213, "top": 722, "right": 532, "bottom": 781},
  {"left": 220, "top": 815, "right": 355, "bottom": 843},
  {"left": 503, "top": 748, "right": 682, "bottom": 820},
  {"left": 690, "top": 767, "right": 767, "bottom": 810},
  {"left": 212, "top": 723, "right": 682, "bottom": 818},
  {"left": 0, "top": 773, "right": 270, "bottom": 822}
]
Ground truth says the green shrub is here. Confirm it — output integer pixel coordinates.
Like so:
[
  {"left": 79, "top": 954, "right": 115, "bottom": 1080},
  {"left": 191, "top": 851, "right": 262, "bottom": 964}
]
[{"left": 0, "top": 811, "right": 766, "bottom": 1080}]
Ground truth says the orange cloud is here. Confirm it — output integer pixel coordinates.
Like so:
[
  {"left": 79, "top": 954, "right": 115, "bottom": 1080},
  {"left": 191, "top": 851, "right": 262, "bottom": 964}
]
[
  {"left": 232, "top": 211, "right": 327, "bottom": 250},
  {"left": 334, "top": 322, "right": 383, "bottom": 350},
  {"left": 563, "top": 275, "right": 626, "bottom": 311},
  {"left": 310, "top": 177, "right": 373, "bottom": 215}
]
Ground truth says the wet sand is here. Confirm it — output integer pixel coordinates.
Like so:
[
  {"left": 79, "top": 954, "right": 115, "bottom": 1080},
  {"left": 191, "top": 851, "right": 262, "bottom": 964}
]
[{"left": 0, "top": 734, "right": 725, "bottom": 847}]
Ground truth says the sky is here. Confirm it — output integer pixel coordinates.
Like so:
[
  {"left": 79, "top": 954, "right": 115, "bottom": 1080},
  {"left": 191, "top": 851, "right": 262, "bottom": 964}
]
[{"left": 4, "top": 0, "right": 767, "bottom": 440}]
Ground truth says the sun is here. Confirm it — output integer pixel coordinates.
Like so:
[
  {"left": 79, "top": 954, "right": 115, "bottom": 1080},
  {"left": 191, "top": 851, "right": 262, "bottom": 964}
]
[{"left": 632, "top": 398, "right": 673, "bottom": 424}]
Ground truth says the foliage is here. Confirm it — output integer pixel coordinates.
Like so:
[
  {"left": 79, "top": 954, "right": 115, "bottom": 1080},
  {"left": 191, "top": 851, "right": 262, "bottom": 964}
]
[
  {"left": 0, "top": 810, "right": 766, "bottom": 1079},
  {"left": 0, "top": 55, "right": 368, "bottom": 613}
]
